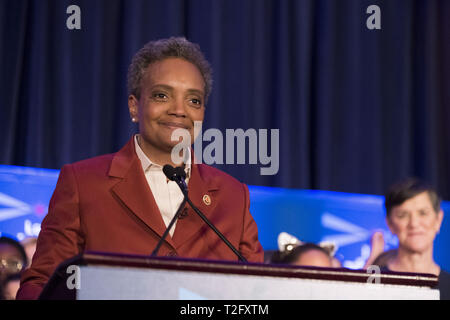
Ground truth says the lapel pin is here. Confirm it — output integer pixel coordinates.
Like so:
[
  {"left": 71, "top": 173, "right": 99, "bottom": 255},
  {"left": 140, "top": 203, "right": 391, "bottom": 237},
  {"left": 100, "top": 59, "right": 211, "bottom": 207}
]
[{"left": 202, "top": 194, "right": 211, "bottom": 206}]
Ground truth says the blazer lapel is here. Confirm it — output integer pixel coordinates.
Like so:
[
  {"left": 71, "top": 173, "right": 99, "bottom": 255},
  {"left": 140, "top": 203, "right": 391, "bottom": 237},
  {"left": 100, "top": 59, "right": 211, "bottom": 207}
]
[
  {"left": 172, "top": 163, "right": 219, "bottom": 248},
  {"left": 108, "top": 138, "right": 175, "bottom": 249}
]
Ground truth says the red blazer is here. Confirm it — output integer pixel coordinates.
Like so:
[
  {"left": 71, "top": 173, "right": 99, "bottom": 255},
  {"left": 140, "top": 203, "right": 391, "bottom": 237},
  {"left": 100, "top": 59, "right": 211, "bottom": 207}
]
[{"left": 17, "top": 138, "right": 264, "bottom": 299}]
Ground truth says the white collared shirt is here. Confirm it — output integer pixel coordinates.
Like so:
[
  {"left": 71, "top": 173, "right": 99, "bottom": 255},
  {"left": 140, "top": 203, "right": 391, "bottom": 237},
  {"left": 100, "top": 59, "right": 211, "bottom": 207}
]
[{"left": 134, "top": 135, "right": 191, "bottom": 237}]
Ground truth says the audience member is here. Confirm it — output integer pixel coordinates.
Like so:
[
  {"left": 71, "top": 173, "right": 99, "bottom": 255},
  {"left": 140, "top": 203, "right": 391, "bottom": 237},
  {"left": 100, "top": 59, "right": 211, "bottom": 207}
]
[
  {"left": 363, "top": 231, "right": 385, "bottom": 269},
  {"left": 270, "top": 232, "right": 338, "bottom": 268},
  {"left": 20, "top": 237, "right": 38, "bottom": 269},
  {"left": 0, "top": 236, "right": 27, "bottom": 300},
  {"left": 1, "top": 273, "right": 21, "bottom": 300},
  {"left": 372, "top": 249, "right": 397, "bottom": 268},
  {"left": 381, "top": 178, "right": 449, "bottom": 300}
]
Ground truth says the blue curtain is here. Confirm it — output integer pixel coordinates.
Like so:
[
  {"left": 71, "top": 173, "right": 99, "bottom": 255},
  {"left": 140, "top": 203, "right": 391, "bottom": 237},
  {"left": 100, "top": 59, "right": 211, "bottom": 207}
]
[{"left": 1, "top": 0, "right": 449, "bottom": 199}]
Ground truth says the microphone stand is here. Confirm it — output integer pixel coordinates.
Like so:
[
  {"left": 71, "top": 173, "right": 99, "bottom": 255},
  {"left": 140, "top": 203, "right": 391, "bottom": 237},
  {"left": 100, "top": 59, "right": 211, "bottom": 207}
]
[
  {"left": 151, "top": 197, "right": 187, "bottom": 257},
  {"left": 170, "top": 166, "right": 247, "bottom": 263},
  {"left": 183, "top": 195, "right": 247, "bottom": 262}
]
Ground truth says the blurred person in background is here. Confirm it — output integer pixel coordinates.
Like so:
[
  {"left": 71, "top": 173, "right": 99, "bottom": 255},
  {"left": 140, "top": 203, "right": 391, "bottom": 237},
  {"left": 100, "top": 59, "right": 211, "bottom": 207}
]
[
  {"left": 269, "top": 232, "right": 338, "bottom": 268},
  {"left": 363, "top": 231, "right": 385, "bottom": 269},
  {"left": 20, "top": 237, "right": 38, "bottom": 269},
  {"left": 372, "top": 249, "right": 397, "bottom": 269},
  {"left": 1, "top": 273, "right": 21, "bottom": 300},
  {"left": 0, "top": 236, "right": 27, "bottom": 299},
  {"left": 363, "top": 231, "right": 397, "bottom": 269},
  {"left": 381, "top": 178, "right": 449, "bottom": 300}
]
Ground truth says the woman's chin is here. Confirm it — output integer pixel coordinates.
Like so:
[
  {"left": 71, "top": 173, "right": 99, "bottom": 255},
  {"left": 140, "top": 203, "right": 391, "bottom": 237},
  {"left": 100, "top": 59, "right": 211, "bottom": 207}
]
[{"left": 402, "top": 242, "right": 432, "bottom": 254}]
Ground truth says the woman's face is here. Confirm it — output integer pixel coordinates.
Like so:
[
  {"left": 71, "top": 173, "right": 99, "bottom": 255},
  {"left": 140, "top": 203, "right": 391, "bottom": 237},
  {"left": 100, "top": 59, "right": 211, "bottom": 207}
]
[
  {"left": 0, "top": 244, "right": 25, "bottom": 278},
  {"left": 128, "top": 57, "right": 205, "bottom": 155},
  {"left": 387, "top": 192, "right": 443, "bottom": 254}
]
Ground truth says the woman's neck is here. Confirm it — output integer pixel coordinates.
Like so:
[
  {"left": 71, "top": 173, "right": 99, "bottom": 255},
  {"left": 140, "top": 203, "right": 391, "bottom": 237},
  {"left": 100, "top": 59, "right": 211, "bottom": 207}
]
[
  {"left": 389, "top": 247, "right": 440, "bottom": 276},
  {"left": 137, "top": 134, "right": 178, "bottom": 167}
]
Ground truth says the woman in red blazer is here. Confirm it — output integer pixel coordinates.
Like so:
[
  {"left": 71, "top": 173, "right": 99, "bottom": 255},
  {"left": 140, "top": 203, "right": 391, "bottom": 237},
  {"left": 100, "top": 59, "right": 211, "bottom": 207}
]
[{"left": 17, "top": 37, "right": 264, "bottom": 299}]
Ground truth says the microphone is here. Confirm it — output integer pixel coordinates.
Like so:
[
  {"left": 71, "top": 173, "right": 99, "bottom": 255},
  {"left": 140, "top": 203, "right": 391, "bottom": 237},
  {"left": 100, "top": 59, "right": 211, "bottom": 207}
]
[
  {"left": 163, "top": 165, "right": 188, "bottom": 194},
  {"left": 162, "top": 164, "right": 247, "bottom": 262}
]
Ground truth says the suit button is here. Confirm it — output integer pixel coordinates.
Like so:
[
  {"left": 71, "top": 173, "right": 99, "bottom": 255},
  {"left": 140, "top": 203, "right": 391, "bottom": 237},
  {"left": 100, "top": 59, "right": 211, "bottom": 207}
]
[{"left": 166, "top": 251, "right": 177, "bottom": 257}]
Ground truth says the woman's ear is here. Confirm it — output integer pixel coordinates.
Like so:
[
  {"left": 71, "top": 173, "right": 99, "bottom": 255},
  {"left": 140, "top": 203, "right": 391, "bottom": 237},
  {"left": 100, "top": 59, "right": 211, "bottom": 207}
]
[{"left": 128, "top": 95, "right": 139, "bottom": 122}]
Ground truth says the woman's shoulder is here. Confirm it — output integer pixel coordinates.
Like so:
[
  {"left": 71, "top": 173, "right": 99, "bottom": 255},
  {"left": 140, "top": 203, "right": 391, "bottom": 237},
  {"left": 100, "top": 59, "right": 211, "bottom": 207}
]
[{"left": 379, "top": 265, "right": 390, "bottom": 272}]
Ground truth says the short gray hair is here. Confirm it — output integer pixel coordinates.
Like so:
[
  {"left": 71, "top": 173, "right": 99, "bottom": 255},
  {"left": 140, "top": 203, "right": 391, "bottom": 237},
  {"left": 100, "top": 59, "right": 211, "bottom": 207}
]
[{"left": 127, "top": 37, "right": 213, "bottom": 103}]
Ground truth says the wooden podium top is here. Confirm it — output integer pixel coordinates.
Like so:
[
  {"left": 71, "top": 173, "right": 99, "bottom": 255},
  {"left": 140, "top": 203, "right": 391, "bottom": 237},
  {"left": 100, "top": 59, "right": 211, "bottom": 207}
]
[
  {"left": 39, "top": 251, "right": 439, "bottom": 300},
  {"left": 75, "top": 251, "right": 439, "bottom": 287}
]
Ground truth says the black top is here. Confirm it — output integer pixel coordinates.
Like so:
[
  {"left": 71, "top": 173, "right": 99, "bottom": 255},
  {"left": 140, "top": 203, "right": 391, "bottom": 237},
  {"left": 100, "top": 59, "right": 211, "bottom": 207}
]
[
  {"left": 437, "top": 269, "right": 450, "bottom": 300},
  {"left": 381, "top": 266, "right": 449, "bottom": 300}
]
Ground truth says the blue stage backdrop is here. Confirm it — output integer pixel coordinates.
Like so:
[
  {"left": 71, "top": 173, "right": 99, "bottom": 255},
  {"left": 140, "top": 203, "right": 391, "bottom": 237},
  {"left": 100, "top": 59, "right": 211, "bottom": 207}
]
[{"left": 0, "top": 164, "right": 449, "bottom": 271}]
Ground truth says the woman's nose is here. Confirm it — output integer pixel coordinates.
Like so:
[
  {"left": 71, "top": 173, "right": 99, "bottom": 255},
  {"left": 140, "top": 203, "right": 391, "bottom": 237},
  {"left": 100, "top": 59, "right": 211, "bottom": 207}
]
[{"left": 168, "top": 98, "right": 186, "bottom": 117}]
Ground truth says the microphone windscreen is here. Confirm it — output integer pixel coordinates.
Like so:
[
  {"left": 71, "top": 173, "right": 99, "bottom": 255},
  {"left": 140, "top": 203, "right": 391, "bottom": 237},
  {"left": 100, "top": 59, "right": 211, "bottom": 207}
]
[
  {"left": 163, "top": 164, "right": 176, "bottom": 181},
  {"left": 175, "top": 166, "right": 187, "bottom": 179}
]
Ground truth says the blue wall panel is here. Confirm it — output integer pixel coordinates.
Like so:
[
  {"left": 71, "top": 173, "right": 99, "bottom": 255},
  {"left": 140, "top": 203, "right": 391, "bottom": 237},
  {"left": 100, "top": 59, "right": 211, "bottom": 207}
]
[{"left": 1, "top": 165, "right": 448, "bottom": 270}]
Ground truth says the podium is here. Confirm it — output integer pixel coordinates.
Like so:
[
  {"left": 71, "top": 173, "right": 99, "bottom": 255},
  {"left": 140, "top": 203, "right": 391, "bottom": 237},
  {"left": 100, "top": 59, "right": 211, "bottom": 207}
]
[{"left": 39, "top": 251, "right": 439, "bottom": 300}]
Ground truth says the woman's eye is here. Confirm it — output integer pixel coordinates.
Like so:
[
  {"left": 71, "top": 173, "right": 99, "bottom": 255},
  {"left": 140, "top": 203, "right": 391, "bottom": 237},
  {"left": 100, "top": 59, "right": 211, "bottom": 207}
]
[
  {"left": 419, "top": 210, "right": 430, "bottom": 216},
  {"left": 190, "top": 98, "right": 202, "bottom": 105},
  {"left": 395, "top": 212, "right": 406, "bottom": 219},
  {"left": 153, "top": 93, "right": 168, "bottom": 99}
]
